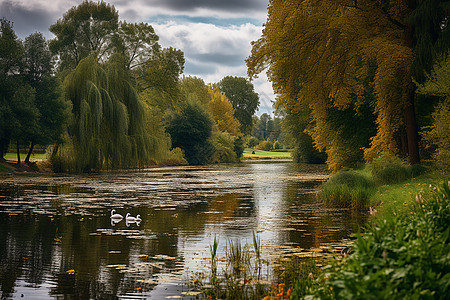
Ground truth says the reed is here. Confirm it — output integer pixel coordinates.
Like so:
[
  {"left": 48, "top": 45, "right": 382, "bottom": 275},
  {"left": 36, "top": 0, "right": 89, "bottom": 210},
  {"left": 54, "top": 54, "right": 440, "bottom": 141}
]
[{"left": 320, "top": 170, "right": 375, "bottom": 209}]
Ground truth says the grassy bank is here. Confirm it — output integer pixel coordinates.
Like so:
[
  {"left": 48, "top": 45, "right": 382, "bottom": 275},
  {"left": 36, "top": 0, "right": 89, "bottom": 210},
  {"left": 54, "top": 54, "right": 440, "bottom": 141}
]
[
  {"left": 3, "top": 152, "right": 47, "bottom": 160},
  {"left": 242, "top": 148, "right": 292, "bottom": 159},
  {"left": 275, "top": 163, "right": 449, "bottom": 299}
]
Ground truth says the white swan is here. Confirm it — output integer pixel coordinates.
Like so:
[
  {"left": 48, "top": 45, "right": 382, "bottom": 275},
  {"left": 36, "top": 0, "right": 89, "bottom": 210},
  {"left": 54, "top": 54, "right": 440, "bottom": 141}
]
[
  {"left": 110, "top": 209, "right": 123, "bottom": 220},
  {"left": 125, "top": 213, "right": 141, "bottom": 222}
]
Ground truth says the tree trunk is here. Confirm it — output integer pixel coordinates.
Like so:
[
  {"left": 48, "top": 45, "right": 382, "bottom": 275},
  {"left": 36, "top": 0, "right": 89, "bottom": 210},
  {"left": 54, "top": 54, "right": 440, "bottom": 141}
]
[
  {"left": 25, "top": 141, "right": 35, "bottom": 163},
  {"left": 16, "top": 139, "right": 21, "bottom": 165},
  {"left": 405, "top": 91, "right": 420, "bottom": 164},
  {"left": 404, "top": 0, "right": 420, "bottom": 165}
]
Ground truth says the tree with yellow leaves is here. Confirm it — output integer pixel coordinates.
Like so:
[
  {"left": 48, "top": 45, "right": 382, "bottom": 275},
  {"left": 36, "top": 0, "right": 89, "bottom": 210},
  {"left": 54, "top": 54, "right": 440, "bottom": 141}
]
[
  {"left": 247, "top": 0, "right": 449, "bottom": 170},
  {"left": 208, "top": 88, "right": 242, "bottom": 137}
]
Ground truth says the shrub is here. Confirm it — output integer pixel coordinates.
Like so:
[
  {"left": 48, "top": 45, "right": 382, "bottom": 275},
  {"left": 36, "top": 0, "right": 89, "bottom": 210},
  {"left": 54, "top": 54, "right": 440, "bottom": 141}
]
[
  {"left": 211, "top": 132, "right": 238, "bottom": 163},
  {"left": 159, "top": 147, "right": 187, "bottom": 166},
  {"left": 369, "top": 152, "right": 410, "bottom": 185},
  {"left": 257, "top": 140, "right": 274, "bottom": 151},
  {"left": 316, "top": 182, "right": 450, "bottom": 299},
  {"left": 320, "top": 170, "right": 376, "bottom": 209},
  {"left": 247, "top": 136, "right": 259, "bottom": 148}
]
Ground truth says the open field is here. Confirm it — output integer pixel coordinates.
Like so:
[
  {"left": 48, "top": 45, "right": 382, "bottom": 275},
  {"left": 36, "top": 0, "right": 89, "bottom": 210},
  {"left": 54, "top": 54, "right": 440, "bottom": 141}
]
[
  {"left": 4, "top": 153, "right": 47, "bottom": 160},
  {"left": 242, "top": 148, "right": 292, "bottom": 159}
]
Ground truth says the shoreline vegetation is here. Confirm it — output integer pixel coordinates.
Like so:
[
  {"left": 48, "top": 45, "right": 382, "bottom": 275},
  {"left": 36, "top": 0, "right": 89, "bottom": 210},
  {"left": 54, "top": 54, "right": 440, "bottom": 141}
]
[{"left": 0, "top": 148, "right": 293, "bottom": 174}]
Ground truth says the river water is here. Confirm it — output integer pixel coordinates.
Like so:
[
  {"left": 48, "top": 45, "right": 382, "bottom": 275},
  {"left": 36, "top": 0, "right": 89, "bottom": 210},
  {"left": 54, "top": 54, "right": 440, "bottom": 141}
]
[{"left": 0, "top": 161, "right": 366, "bottom": 299}]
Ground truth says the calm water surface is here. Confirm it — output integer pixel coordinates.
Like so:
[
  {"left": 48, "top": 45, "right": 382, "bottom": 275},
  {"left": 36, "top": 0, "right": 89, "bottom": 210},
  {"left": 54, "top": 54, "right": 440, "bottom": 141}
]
[{"left": 0, "top": 161, "right": 367, "bottom": 299}]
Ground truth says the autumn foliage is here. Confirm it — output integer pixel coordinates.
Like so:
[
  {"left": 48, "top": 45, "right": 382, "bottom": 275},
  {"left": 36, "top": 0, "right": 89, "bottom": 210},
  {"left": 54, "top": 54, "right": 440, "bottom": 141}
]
[{"left": 247, "top": 0, "right": 449, "bottom": 171}]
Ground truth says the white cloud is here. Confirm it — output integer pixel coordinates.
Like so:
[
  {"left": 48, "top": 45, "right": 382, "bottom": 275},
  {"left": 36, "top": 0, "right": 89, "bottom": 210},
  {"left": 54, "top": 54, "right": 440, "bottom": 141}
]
[
  {"left": 0, "top": 0, "right": 276, "bottom": 114},
  {"left": 153, "top": 21, "right": 276, "bottom": 115}
]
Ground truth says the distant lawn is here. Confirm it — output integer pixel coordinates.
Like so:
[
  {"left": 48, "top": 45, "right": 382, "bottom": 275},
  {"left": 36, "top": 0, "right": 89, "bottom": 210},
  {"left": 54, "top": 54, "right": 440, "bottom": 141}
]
[
  {"left": 243, "top": 148, "right": 292, "bottom": 159},
  {"left": 4, "top": 152, "right": 47, "bottom": 160}
]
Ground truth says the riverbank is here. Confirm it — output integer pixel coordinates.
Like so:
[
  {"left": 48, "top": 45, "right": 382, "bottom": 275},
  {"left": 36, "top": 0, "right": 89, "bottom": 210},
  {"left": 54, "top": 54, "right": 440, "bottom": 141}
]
[
  {"left": 267, "top": 168, "right": 449, "bottom": 299},
  {"left": 0, "top": 159, "right": 49, "bottom": 173}
]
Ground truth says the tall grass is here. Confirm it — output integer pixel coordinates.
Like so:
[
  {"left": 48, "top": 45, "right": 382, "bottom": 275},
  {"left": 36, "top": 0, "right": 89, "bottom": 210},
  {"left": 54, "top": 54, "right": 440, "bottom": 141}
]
[
  {"left": 310, "top": 181, "right": 450, "bottom": 299},
  {"left": 197, "top": 233, "right": 270, "bottom": 299},
  {"left": 320, "top": 170, "right": 376, "bottom": 209}
]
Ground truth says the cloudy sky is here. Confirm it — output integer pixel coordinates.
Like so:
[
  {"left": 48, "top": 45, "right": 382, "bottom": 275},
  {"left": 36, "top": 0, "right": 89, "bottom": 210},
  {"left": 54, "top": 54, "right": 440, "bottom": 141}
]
[{"left": 0, "top": 0, "right": 276, "bottom": 115}]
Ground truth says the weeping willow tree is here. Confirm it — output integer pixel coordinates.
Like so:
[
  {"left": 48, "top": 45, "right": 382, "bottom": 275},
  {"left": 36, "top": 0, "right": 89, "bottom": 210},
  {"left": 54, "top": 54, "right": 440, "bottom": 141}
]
[{"left": 53, "top": 54, "right": 153, "bottom": 172}]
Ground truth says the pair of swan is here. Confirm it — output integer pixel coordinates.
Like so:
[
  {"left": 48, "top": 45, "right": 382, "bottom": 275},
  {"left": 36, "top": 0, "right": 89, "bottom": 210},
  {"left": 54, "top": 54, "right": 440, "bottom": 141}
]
[{"left": 110, "top": 209, "right": 142, "bottom": 226}]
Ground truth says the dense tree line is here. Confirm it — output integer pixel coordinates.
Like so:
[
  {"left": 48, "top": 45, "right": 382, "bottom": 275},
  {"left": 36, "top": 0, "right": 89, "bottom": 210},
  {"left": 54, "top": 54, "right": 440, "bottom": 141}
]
[
  {"left": 0, "top": 0, "right": 261, "bottom": 171},
  {"left": 247, "top": 0, "right": 449, "bottom": 171}
]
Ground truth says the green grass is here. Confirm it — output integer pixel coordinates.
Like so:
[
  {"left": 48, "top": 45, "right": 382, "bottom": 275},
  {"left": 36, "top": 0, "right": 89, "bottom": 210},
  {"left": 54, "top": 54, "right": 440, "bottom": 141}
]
[
  {"left": 242, "top": 148, "right": 292, "bottom": 159},
  {"left": 320, "top": 170, "right": 376, "bottom": 209},
  {"left": 4, "top": 152, "right": 47, "bottom": 160},
  {"left": 369, "top": 171, "right": 440, "bottom": 221}
]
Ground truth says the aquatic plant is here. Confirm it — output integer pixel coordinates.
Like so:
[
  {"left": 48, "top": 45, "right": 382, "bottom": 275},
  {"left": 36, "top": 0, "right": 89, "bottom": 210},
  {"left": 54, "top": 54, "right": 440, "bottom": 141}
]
[
  {"left": 197, "top": 232, "right": 270, "bottom": 299},
  {"left": 320, "top": 170, "right": 376, "bottom": 209}
]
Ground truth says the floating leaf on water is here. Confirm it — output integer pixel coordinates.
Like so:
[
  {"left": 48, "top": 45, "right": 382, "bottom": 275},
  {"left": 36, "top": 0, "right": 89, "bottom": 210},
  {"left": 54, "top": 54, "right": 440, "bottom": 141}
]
[
  {"left": 66, "top": 269, "right": 75, "bottom": 274},
  {"left": 181, "top": 291, "right": 201, "bottom": 296}
]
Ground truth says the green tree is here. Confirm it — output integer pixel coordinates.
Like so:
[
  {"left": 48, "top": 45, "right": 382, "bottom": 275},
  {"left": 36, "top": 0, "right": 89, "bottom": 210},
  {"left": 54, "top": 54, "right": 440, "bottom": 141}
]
[
  {"left": 253, "top": 113, "right": 271, "bottom": 140},
  {"left": 53, "top": 54, "right": 152, "bottom": 172},
  {"left": 22, "top": 33, "right": 52, "bottom": 83},
  {"left": 138, "top": 47, "right": 185, "bottom": 111},
  {"left": 180, "top": 76, "right": 210, "bottom": 106},
  {"left": 113, "top": 21, "right": 160, "bottom": 71},
  {"left": 283, "top": 110, "right": 326, "bottom": 164},
  {"left": 22, "top": 33, "right": 71, "bottom": 163},
  {"left": 49, "top": 0, "right": 119, "bottom": 70},
  {"left": 10, "top": 84, "right": 39, "bottom": 164},
  {"left": 217, "top": 76, "right": 259, "bottom": 135},
  {"left": 417, "top": 55, "right": 450, "bottom": 173},
  {"left": 166, "top": 102, "right": 214, "bottom": 165},
  {"left": 0, "top": 18, "right": 23, "bottom": 159}
]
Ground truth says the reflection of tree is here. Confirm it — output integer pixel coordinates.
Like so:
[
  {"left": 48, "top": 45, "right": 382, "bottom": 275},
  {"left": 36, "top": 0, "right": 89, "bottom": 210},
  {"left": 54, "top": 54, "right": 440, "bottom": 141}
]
[
  {"left": 0, "top": 214, "right": 56, "bottom": 298},
  {"left": 208, "top": 193, "right": 257, "bottom": 231},
  {"left": 283, "top": 180, "right": 368, "bottom": 249}
]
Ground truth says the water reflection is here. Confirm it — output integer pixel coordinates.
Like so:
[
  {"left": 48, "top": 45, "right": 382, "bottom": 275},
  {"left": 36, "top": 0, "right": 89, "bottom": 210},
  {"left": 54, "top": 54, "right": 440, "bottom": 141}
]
[{"left": 0, "top": 162, "right": 367, "bottom": 299}]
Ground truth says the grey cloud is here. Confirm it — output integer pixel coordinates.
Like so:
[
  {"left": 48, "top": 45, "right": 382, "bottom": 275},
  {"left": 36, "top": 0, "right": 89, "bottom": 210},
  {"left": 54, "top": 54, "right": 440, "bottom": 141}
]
[
  {"left": 0, "top": 0, "right": 57, "bottom": 39},
  {"left": 184, "top": 59, "right": 218, "bottom": 76},
  {"left": 190, "top": 53, "right": 244, "bottom": 67},
  {"left": 151, "top": 0, "right": 266, "bottom": 13}
]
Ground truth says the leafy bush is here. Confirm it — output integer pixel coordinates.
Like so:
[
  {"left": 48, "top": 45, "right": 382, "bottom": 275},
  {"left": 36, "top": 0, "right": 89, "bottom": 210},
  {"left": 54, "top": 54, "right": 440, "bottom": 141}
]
[
  {"left": 320, "top": 170, "right": 376, "bottom": 209},
  {"left": 369, "top": 152, "right": 411, "bottom": 185},
  {"left": 315, "top": 182, "right": 450, "bottom": 299},
  {"left": 211, "top": 132, "right": 238, "bottom": 163},
  {"left": 423, "top": 99, "right": 450, "bottom": 174},
  {"left": 159, "top": 147, "right": 187, "bottom": 166},
  {"left": 247, "top": 136, "right": 259, "bottom": 148},
  {"left": 257, "top": 140, "right": 274, "bottom": 151}
]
